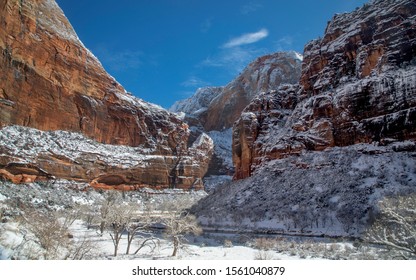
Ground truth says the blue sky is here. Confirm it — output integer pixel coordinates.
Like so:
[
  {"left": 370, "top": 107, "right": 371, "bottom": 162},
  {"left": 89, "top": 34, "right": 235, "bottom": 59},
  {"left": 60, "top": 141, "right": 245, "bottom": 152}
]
[{"left": 55, "top": 0, "right": 368, "bottom": 109}]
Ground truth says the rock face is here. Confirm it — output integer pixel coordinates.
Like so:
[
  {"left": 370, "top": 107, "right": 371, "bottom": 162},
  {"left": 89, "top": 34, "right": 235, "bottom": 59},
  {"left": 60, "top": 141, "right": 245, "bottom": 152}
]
[
  {"left": 233, "top": 0, "right": 416, "bottom": 180},
  {"left": 0, "top": 126, "right": 213, "bottom": 190},
  {"left": 171, "top": 52, "right": 302, "bottom": 132},
  {"left": 200, "top": 51, "right": 302, "bottom": 131},
  {"left": 171, "top": 52, "right": 302, "bottom": 178},
  {"left": 170, "top": 87, "right": 224, "bottom": 117},
  {"left": 233, "top": 85, "right": 300, "bottom": 179},
  {"left": 0, "top": 0, "right": 213, "bottom": 189}
]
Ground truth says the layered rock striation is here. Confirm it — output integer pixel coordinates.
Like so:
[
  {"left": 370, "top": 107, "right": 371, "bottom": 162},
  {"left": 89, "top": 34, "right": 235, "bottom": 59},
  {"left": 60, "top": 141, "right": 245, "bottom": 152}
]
[
  {"left": 233, "top": 0, "right": 416, "bottom": 180},
  {"left": 200, "top": 52, "right": 302, "bottom": 132},
  {"left": 171, "top": 52, "right": 302, "bottom": 177},
  {"left": 0, "top": 126, "right": 213, "bottom": 190},
  {"left": 0, "top": 0, "right": 213, "bottom": 189}
]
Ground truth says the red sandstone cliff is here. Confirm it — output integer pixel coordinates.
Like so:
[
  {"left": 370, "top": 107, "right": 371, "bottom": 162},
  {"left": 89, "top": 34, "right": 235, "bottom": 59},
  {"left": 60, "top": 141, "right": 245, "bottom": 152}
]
[
  {"left": 233, "top": 0, "right": 416, "bottom": 180},
  {"left": 0, "top": 0, "right": 213, "bottom": 189}
]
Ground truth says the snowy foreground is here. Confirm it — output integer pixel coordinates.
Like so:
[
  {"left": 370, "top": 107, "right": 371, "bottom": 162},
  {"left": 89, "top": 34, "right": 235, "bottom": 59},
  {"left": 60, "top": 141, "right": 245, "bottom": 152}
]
[{"left": 0, "top": 181, "right": 401, "bottom": 260}]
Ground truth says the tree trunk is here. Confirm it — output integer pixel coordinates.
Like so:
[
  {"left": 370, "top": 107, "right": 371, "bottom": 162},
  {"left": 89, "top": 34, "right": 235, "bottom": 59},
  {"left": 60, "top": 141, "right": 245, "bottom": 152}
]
[
  {"left": 126, "top": 232, "right": 133, "bottom": 255},
  {"left": 100, "top": 221, "right": 105, "bottom": 235},
  {"left": 172, "top": 236, "right": 179, "bottom": 257},
  {"left": 114, "top": 241, "right": 119, "bottom": 257}
]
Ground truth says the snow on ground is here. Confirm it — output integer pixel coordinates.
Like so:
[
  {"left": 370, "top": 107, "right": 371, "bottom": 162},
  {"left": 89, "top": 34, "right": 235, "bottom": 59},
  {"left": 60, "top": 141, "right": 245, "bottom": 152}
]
[
  {"left": 0, "top": 180, "right": 300, "bottom": 260},
  {"left": 63, "top": 220, "right": 303, "bottom": 260},
  {"left": 0, "top": 180, "right": 385, "bottom": 260}
]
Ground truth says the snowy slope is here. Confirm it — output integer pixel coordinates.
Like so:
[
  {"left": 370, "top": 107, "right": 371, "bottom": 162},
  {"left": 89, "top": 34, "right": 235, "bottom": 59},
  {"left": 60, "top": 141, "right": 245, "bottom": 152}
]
[{"left": 192, "top": 142, "right": 416, "bottom": 237}]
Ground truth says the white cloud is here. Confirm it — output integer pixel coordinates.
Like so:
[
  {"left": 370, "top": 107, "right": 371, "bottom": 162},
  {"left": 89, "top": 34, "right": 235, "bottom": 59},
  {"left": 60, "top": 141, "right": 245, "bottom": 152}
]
[
  {"left": 222, "top": 28, "right": 269, "bottom": 48},
  {"left": 275, "top": 36, "right": 294, "bottom": 51},
  {"left": 178, "top": 90, "right": 198, "bottom": 98}
]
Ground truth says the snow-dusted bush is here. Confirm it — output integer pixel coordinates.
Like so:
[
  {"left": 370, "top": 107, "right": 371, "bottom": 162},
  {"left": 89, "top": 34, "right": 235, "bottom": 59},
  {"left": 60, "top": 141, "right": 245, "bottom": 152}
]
[
  {"left": 365, "top": 193, "right": 416, "bottom": 259},
  {"left": 254, "top": 249, "right": 274, "bottom": 260},
  {"left": 253, "top": 237, "right": 276, "bottom": 251},
  {"left": 2, "top": 207, "right": 95, "bottom": 260}
]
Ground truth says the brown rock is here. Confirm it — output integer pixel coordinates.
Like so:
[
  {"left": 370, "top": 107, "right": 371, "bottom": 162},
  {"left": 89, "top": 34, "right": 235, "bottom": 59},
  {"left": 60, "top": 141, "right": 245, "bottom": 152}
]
[
  {"left": 0, "top": 0, "right": 186, "bottom": 152},
  {"left": 232, "top": 85, "right": 300, "bottom": 179},
  {"left": 0, "top": 0, "right": 214, "bottom": 189},
  {"left": 201, "top": 52, "right": 302, "bottom": 131},
  {"left": 232, "top": 0, "right": 416, "bottom": 180},
  {"left": 0, "top": 126, "right": 214, "bottom": 190},
  {"left": 301, "top": 0, "right": 416, "bottom": 93}
]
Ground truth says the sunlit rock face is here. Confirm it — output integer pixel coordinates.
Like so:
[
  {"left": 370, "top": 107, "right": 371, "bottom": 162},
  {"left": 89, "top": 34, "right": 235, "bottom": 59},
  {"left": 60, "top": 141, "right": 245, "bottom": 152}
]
[
  {"left": 233, "top": 0, "right": 416, "bottom": 180},
  {"left": 171, "top": 52, "right": 302, "bottom": 178},
  {"left": 0, "top": 0, "right": 213, "bottom": 190}
]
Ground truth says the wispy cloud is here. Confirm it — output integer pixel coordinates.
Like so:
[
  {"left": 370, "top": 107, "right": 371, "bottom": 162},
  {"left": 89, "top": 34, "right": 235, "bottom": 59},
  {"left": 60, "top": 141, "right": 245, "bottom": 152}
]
[
  {"left": 94, "top": 46, "right": 143, "bottom": 72},
  {"left": 240, "top": 2, "right": 263, "bottom": 15},
  {"left": 181, "top": 76, "right": 211, "bottom": 88},
  {"left": 222, "top": 28, "right": 269, "bottom": 48}
]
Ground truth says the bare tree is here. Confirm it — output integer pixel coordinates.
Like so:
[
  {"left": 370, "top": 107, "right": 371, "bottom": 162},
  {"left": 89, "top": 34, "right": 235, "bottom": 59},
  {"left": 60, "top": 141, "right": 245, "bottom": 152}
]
[
  {"left": 79, "top": 204, "right": 100, "bottom": 230},
  {"left": 125, "top": 203, "right": 154, "bottom": 255},
  {"left": 163, "top": 211, "right": 202, "bottom": 257},
  {"left": 99, "top": 191, "right": 121, "bottom": 235},
  {"left": 133, "top": 236, "right": 160, "bottom": 255},
  {"left": 365, "top": 193, "right": 416, "bottom": 259},
  {"left": 106, "top": 203, "right": 134, "bottom": 257},
  {"left": 65, "top": 233, "right": 97, "bottom": 260},
  {"left": 10, "top": 207, "right": 95, "bottom": 260}
]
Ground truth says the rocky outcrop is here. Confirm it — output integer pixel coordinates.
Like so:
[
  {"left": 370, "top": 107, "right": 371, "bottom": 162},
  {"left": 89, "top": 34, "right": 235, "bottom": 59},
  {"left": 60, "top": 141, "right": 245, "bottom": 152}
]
[
  {"left": 301, "top": 0, "right": 416, "bottom": 93},
  {"left": 0, "top": 126, "right": 213, "bottom": 190},
  {"left": 171, "top": 52, "right": 302, "bottom": 178},
  {"left": 233, "top": 0, "right": 416, "bottom": 180},
  {"left": 233, "top": 85, "right": 300, "bottom": 179},
  {"left": 200, "top": 52, "right": 302, "bottom": 131},
  {"left": 0, "top": 0, "right": 213, "bottom": 189}
]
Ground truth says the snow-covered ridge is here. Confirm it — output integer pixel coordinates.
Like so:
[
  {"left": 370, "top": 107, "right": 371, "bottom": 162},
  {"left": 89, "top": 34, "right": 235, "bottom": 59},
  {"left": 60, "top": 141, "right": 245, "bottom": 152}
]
[
  {"left": 0, "top": 125, "right": 214, "bottom": 169},
  {"left": 0, "top": 125, "right": 157, "bottom": 168},
  {"left": 170, "top": 87, "right": 224, "bottom": 115}
]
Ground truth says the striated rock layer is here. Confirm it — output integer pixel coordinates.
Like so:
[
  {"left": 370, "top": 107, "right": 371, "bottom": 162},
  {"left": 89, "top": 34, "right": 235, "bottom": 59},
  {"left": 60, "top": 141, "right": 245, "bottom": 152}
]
[
  {"left": 201, "top": 52, "right": 302, "bottom": 132},
  {"left": 171, "top": 52, "right": 302, "bottom": 177},
  {"left": 0, "top": 126, "right": 213, "bottom": 190},
  {"left": 233, "top": 0, "right": 416, "bottom": 180},
  {"left": 171, "top": 51, "right": 302, "bottom": 132},
  {"left": 0, "top": 0, "right": 213, "bottom": 189}
]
